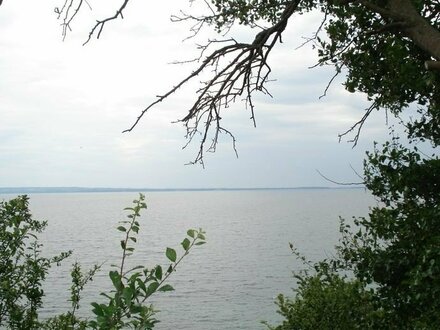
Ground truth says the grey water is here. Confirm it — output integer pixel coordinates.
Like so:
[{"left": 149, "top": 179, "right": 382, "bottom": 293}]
[{"left": 2, "top": 189, "right": 376, "bottom": 329}]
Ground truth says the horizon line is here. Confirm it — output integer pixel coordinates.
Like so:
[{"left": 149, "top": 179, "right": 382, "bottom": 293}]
[{"left": 0, "top": 186, "right": 365, "bottom": 194}]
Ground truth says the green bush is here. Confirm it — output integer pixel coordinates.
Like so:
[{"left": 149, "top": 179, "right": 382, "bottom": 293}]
[
  {"left": 0, "top": 194, "right": 206, "bottom": 329},
  {"left": 267, "top": 272, "right": 380, "bottom": 330},
  {"left": 0, "top": 195, "right": 71, "bottom": 329}
]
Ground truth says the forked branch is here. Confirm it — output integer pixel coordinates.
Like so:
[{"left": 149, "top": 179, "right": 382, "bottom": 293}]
[
  {"left": 55, "top": 0, "right": 91, "bottom": 41},
  {"left": 338, "top": 102, "right": 378, "bottom": 146},
  {"left": 83, "top": 0, "right": 130, "bottom": 45},
  {"left": 123, "top": 1, "right": 301, "bottom": 165},
  {"left": 55, "top": 0, "right": 131, "bottom": 44}
]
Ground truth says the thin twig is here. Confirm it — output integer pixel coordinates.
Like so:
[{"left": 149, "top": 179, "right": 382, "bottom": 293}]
[
  {"left": 316, "top": 169, "right": 364, "bottom": 185},
  {"left": 83, "top": 0, "right": 131, "bottom": 45},
  {"left": 338, "top": 102, "right": 378, "bottom": 146}
]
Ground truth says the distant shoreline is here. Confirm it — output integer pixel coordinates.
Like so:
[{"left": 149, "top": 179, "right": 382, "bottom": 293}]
[{"left": 0, "top": 186, "right": 365, "bottom": 194}]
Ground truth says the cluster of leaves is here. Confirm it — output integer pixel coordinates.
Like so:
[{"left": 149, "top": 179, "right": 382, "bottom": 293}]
[
  {"left": 265, "top": 271, "right": 381, "bottom": 330},
  {"left": 42, "top": 262, "right": 100, "bottom": 330},
  {"left": 208, "top": 0, "right": 289, "bottom": 30},
  {"left": 321, "top": 3, "right": 439, "bottom": 108},
  {"left": 0, "top": 194, "right": 206, "bottom": 329},
  {"left": 0, "top": 196, "right": 71, "bottom": 329}
]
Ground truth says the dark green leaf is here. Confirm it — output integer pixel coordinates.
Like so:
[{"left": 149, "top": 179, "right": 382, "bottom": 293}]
[
  {"left": 158, "top": 284, "right": 174, "bottom": 292},
  {"left": 91, "top": 302, "right": 104, "bottom": 316},
  {"left": 109, "top": 270, "right": 123, "bottom": 290},
  {"left": 155, "top": 265, "right": 163, "bottom": 281},
  {"left": 123, "top": 287, "right": 134, "bottom": 305},
  {"left": 137, "top": 278, "right": 147, "bottom": 293},
  {"left": 187, "top": 229, "right": 195, "bottom": 238},
  {"left": 145, "top": 281, "right": 160, "bottom": 297},
  {"left": 181, "top": 238, "right": 190, "bottom": 251},
  {"left": 166, "top": 247, "right": 177, "bottom": 262}
]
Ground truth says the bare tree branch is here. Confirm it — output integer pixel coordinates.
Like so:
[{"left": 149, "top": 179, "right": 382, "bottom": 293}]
[
  {"left": 338, "top": 102, "right": 378, "bottom": 147},
  {"left": 83, "top": 0, "right": 130, "bottom": 45},
  {"left": 319, "top": 65, "right": 342, "bottom": 99},
  {"left": 350, "top": 163, "right": 364, "bottom": 181},
  {"left": 295, "top": 7, "right": 329, "bottom": 50},
  {"left": 316, "top": 169, "right": 364, "bottom": 186},
  {"left": 56, "top": 0, "right": 91, "bottom": 41},
  {"left": 123, "top": 0, "right": 301, "bottom": 165},
  {"left": 55, "top": 0, "right": 130, "bottom": 44}
]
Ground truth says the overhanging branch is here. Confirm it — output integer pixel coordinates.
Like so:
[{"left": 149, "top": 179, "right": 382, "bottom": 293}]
[{"left": 123, "top": 0, "right": 301, "bottom": 165}]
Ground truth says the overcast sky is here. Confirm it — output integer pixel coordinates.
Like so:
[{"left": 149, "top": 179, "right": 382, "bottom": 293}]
[{"left": 0, "top": 1, "right": 399, "bottom": 188}]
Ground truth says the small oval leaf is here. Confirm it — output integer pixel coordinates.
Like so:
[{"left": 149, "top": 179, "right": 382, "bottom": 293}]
[
  {"left": 155, "top": 265, "right": 163, "bottom": 281},
  {"left": 181, "top": 238, "right": 190, "bottom": 251},
  {"left": 166, "top": 247, "right": 177, "bottom": 262}
]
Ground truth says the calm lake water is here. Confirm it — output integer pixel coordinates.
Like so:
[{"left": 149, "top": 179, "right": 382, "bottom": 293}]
[{"left": 1, "top": 189, "right": 376, "bottom": 329}]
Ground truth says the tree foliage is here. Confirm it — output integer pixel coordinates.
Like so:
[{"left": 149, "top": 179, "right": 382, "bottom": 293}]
[
  {"left": 0, "top": 196, "right": 71, "bottom": 329},
  {"left": 265, "top": 273, "right": 380, "bottom": 330},
  {"left": 338, "top": 138, "right": 440, "bottom": 326}
]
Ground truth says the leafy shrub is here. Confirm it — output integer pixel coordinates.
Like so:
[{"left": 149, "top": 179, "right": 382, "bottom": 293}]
[
  {"left": 0, "top": 195, "right": 71, "bottom": 329},
  {"left": 0, "top": 194, "right": 205, "bottom": 329},
  {"left": 267, "top": 272, "right": 379, "bottom": 330}
]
